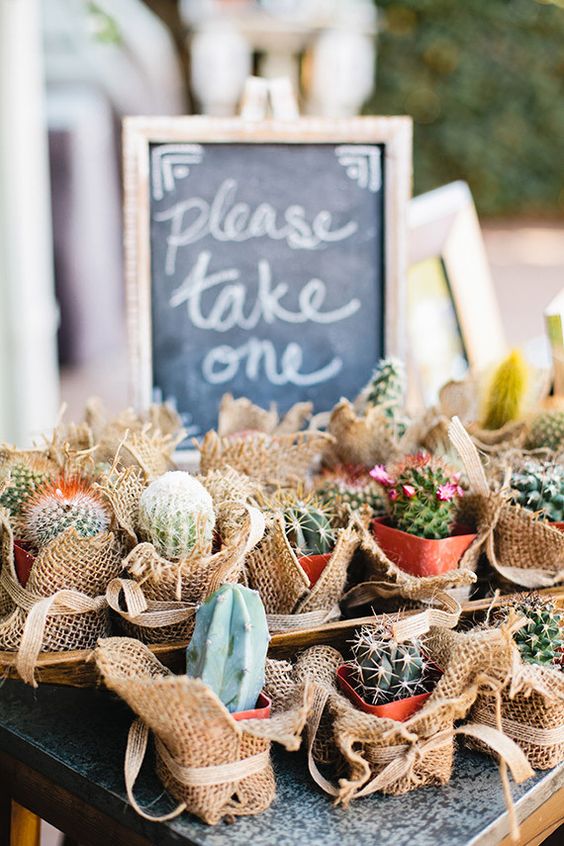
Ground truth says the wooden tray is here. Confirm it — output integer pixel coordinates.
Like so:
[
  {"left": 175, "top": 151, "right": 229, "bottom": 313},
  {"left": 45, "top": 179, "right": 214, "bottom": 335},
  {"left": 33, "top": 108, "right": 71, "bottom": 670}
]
[{"left": 1, "top": 587, "right": 562, "bottom": 687}]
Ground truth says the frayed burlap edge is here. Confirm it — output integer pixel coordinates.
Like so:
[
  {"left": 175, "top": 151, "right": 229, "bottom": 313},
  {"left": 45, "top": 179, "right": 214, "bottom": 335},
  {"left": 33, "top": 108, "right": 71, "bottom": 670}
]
[{"left": 245, "top": 512, "right": 362, "bottom": 631}]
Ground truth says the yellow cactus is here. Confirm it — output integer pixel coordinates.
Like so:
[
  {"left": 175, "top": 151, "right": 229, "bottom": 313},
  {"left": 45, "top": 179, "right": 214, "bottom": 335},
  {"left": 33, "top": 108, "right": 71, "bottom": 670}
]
[{"left": 481, "top": 350, "right": 529, "bottom": 431}]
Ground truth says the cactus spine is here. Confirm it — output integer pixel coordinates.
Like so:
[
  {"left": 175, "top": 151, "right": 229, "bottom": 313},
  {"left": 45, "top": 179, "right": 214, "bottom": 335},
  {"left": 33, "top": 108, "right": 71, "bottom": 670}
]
[
  {"left": 283, "top": 499, "right": 336, "bottom": 556},
  {"left": 371, "top": 454, "right": 463, "bottom": 540},
  {"left": 349, "top": 624, "right": 429, "bottom": 705},
  {"left": 24, "top": 477, "right": 110, "bottom": 548},
  {"left": 365, "top": 357, "right": 409, "bottom": 435},
  {"left": 138, "top": 471, "right": 215, "bottom": 560},
  {"left": 0, "top": 457, "right": 55, "bottom": 516},
  {"left": 482, "top": 349, "right": 528, "bottom": 431},
  {"left": 186, "top": 584, "right": 270, "bottom": 713},
  {"left": 316, "top": 465, "right": 387, "bottom": 518},
  {"left": 507, "top": 595, "right": 564, "bottom": 668},
  {"left": 526, "top": 410, "right": 564, "bottom": 453},
  {"left": 510, "top": 460, "right": 564, "bottom": 523}
]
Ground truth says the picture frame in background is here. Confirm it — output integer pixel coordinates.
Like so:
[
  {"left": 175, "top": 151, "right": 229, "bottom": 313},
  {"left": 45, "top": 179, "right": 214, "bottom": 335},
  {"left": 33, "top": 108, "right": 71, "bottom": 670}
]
[
  {"left": 124, "top": 114, "right": 412, "bottom": 448},
  {"left": 407, "top": 181, "right": 507, "bottom": 406}
]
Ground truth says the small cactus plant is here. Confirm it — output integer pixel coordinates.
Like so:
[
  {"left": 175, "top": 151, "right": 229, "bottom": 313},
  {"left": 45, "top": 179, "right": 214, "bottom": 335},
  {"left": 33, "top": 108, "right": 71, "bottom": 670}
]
[
  {"left": 501, "top": 594, "right": 564, "bottom": 669},
  {"left": 365, "top": 357, "right": 409, "bottom": 435},
  {"left": 370, "top": 454, "right": 464, "bottom": 540},
  {"left": 0, "top": 456, "right": 55, "bottom": 516},
  {"left": 348, "top": 623, "right": 430, "bottom": 705},
  {"left": 186, "top": 584, "right": 270, "bottom": 713},
  {"left": 510, "top": 460, "right": 564, "bottom": 523},
  {"left": 316, "top": 465, "right": 387, "bottom": 518},
  {"left": 283, "top": 497, "right": 336, "bottom": 557},
  {"left": 526, "top": 410, "right": 564, "bottom": 453},
  {"left": 481, "top": 349, "right": 528, "bottom": 431},
  {"left": 24, "top": 477, "right": 111, "bottom": 548},
  {"left": 138, "top": 471, "right": 215, "bottom": 560}
]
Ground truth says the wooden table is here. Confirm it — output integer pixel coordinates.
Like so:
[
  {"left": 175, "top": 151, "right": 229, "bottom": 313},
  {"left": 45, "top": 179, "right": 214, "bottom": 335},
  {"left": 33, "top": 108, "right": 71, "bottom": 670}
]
[{"left": 0, "top": 679, "right": 562, "bottom": 846}]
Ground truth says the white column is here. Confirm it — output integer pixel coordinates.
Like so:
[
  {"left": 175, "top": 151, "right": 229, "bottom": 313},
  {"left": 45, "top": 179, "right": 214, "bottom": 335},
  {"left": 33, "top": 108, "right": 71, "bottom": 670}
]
[{"left": 0, "top": 0, "right": 60, "bottom": 445}]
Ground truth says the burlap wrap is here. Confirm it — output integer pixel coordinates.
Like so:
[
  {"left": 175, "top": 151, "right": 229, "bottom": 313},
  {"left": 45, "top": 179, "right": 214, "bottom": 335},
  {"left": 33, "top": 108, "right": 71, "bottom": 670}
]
[
  {"left": 245, "top": 512, "right": 361, "bottom": 632},
  {"left": 95, "top": 637, "right": 313, "bottom": 825},
  {"left": 109, "top": 469, "right": 266, "bottom": 643},
  {"left": 341, "top": 510, "right": 477, "bottom": 618},
  {"left": 468, "top": 635, "right": 564, "bottom": 770},
  {"left": 449, "top": 417, "right": 564, "bottom": 589},
  {"left": 285, "top": 619, "right": 532, "bottom": 838}
]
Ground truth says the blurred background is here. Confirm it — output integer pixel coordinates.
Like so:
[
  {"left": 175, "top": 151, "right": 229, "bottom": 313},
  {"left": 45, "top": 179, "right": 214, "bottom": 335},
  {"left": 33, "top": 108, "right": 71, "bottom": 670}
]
[{"left": 1, "top": 0, "right": 564, "bottom": 450}]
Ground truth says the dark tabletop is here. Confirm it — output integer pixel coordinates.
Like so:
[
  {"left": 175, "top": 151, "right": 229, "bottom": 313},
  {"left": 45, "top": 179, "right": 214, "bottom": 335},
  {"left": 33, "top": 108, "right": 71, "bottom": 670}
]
[{"left": 0, "top": 679, "right": 562, "bottom": 846}]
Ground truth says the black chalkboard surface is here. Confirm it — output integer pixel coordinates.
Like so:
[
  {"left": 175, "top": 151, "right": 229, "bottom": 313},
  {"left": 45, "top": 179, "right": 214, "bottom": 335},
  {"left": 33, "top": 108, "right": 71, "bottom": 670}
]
[{"left": 125, "top": 118, "right": 411, "bottom": 445}]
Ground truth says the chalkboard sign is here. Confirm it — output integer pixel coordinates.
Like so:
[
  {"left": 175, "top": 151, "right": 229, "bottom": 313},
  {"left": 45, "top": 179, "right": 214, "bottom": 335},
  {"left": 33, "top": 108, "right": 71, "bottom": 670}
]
[{"left": 124, "top": 117, "right": 411, "bottom": 444}]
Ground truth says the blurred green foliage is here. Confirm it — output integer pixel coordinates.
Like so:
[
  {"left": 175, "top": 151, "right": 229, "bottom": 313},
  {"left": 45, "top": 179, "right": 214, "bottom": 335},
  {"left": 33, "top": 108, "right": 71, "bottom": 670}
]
[{"left": 369, "top": 0, "right": 564, "bottom": 215}]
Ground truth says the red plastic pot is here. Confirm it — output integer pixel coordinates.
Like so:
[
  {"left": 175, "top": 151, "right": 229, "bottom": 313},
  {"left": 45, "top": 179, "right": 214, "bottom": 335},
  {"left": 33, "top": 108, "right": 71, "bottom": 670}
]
[
  {"left": 13, "top": 541, "right": 35, "bottom": 587},
  {"left": 336, "top": 665, "right": 433, "bottom": 722},
  {"left": 551, "top": 522, "right": 564, "bottom": 533},
  {"left": 233, "top": 692, "right": 271, "bottom": 722},
  {"left": 298, "top": 552, "right": 332, "bottom": 588},
  {"left": 371, "top": 518, "right": 476, "bottom": 577}
]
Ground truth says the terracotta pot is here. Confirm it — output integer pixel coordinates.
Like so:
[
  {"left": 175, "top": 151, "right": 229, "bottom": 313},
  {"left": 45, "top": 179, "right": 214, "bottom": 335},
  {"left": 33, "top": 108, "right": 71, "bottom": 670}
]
[
  {"left": 13, "top": 541, "right": 35, "bottom": 587},
  {"left": 551, "top": 522, "right": 564, "bottom": 533},
  {"left": 233, "top": 692, "right": 271, "bottom": 721},
  {"left": 298, "top": 552, "right": 332, "bottom": 588},
  {"left": 371, "top": 517, "right": 477, "bottom": 577},
  {"left": 337, "top": 664, "right": 432, "bottom": 722}
]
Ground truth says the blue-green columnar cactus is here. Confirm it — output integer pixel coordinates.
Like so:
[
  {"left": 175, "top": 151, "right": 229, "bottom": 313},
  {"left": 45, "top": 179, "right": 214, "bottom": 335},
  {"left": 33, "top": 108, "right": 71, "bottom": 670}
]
[
  {"left": 138, "top": 471, "right": 215, "bottom": 560},
  {"left": 186, "top": 584, "right": 270, "bottom": 714}
]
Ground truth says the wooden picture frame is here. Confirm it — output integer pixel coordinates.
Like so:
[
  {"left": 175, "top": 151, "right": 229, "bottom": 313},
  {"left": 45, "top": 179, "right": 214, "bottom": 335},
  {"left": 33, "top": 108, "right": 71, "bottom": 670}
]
[
  {"left": 123, "top": 115, "right": 412, "bottom": 441},
  {"left": 408, "top": 180, "right": 506, "bottom": 404}
]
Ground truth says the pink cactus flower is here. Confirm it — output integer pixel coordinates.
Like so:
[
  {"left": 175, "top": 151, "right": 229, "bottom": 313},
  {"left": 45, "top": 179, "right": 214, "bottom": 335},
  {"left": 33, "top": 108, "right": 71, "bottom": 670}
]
[
  {"left": 370, "top": 465, "right": 395, "bottom": 487},
  {"left": 436, "top": 483, "right": 459, "bottom": 502},
  {"left": 388, "top": 488, "right": 399, "bottom": 501},
  {"left": 402, "top": 484, "right": 416, "bottom": 498}
]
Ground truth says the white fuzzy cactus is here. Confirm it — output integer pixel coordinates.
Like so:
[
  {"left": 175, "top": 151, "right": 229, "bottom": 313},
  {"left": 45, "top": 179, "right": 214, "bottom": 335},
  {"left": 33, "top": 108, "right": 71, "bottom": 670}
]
[{"left": 138, "top": 471, "right": 215, "bottom": 559}]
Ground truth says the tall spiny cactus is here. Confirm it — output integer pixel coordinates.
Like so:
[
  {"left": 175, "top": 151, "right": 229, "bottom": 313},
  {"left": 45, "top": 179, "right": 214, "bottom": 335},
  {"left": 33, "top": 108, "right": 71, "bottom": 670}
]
[
  {"left": 186, "top": 584, "right": 270, "bottom": 713},
  {"left": 365, "top": 357, "right": 409, "bottom": 435},
  {"left": 138, "top": 471, "right": 215, "bottom": 559},
  {"left": 482, "top": 349, "right": 528, "bottom": 431}
]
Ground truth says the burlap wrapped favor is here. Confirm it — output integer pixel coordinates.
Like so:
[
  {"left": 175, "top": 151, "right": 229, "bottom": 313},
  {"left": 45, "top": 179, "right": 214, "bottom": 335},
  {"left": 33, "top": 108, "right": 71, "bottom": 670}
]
[
  {"left": 291, "top": 617, "right": 533, "bottom": 837},
  {"left": 449, "top": 417, "right": 564, "bottom": 589},
  {"left": 468, "top": 628, "right": 564, "bottom": 770},
  {"left": 197, "top": 393, "right": 331, "bottom": 486},
  {"left": 0, "top": 467, "right": 134, "bottom": 684},
  {"left": 341, "top": 511, "right": 478, "bottom": 618},
  {"left": 95, "top": 637, "right": 313, "bottom": 825},
  {"left": 107, "top": 468, "right": 266, "bottom": 643},
  {"left": 245, "top": 511, "right": 362, "bottom": 633}
]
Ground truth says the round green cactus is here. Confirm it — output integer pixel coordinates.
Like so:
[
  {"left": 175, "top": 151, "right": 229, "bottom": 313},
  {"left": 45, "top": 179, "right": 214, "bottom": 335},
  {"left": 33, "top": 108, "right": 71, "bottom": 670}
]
[
  {"left": 283, "top": 500, "right": 336, "bottom": 557},
  {"left": 349, "top": 624, "right": 428, "bottom": 705},
  {"left": 510, "top": 460, "right": 564, "bottom": 523},
  {"left": 316, "top": 465, "right": 387, "bottom": 517},
  {"left": 526, "top": 410, "right": 564, "bottom": 453},
  {"left": 507, "top": 595, "right": 564, "bottom": 668},
  {"left": 138, "top": 471, "right": 215, "bottom": 560},
  {"left": 24, "top": 477, "right": 111, "bottom": 548},
  {"left": 0, "top": 457, "right": 55, "bottom": 516}
]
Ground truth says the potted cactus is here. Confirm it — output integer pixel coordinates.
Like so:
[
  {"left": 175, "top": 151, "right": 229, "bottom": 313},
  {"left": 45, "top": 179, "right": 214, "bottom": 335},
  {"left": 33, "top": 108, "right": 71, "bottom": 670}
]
[
  {"left": 281, "top": 496, "right": 337, "bottom": 587},
  {"left": 15, "top": 476, "right": 111, "bottom": 586},
  {"left": 526, "top": 410, "right": 564, "bottom": 453},
  {"left": 337, "top": 622, "right": 441, "bottom": 721},
  {"left": 138, "top": 471, "right": 217, "bottom": 558},
  {"left": 510, "top": 460, "right": 564, "bottom": 530},
  {"left": 499, "top": 593, "right": 564, "bottom": 669},
  {"left": 315, "top": 464, "right": 387, "bottom": 518},
  {"left": 370, "top": 454, "right": 476, "bottom": 576},
  {"left": 186, "top": 583, "right": 271, "bottom": 719}
]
